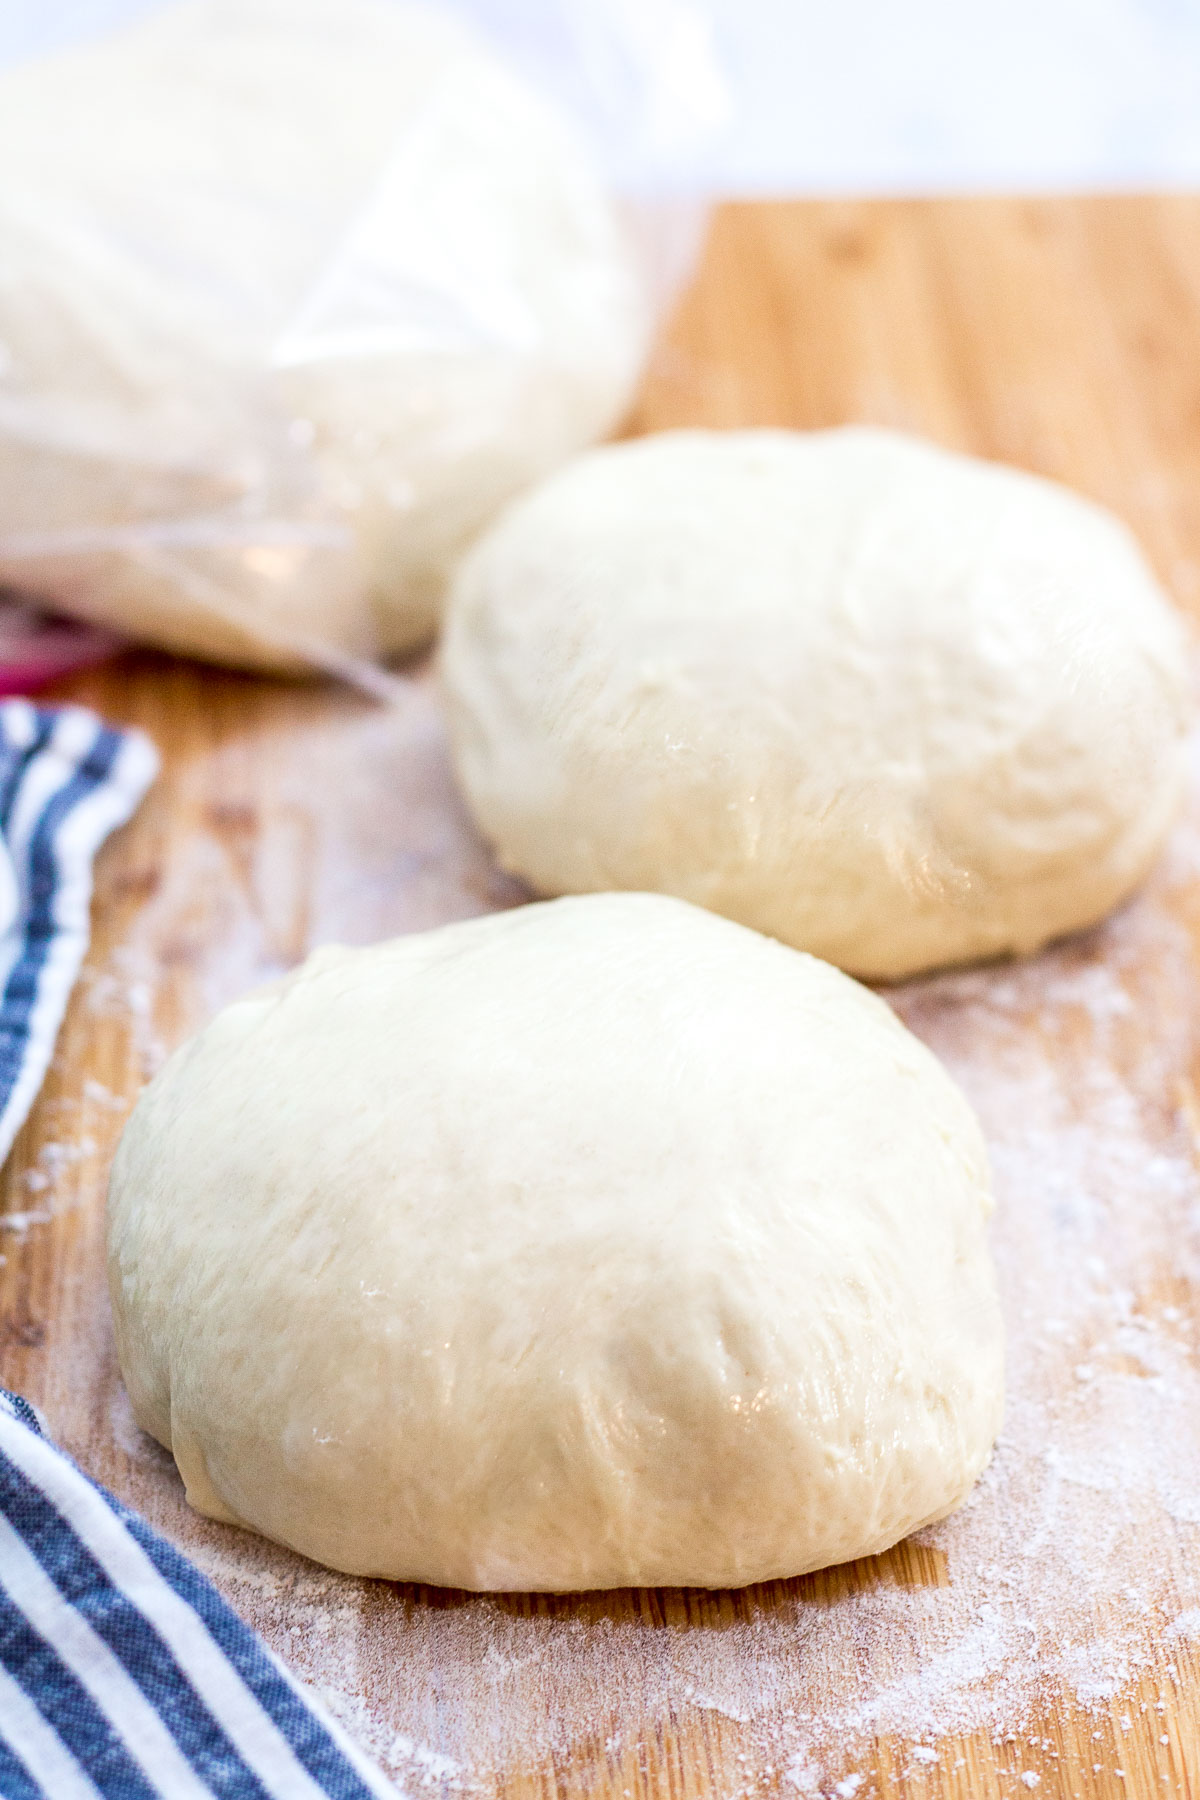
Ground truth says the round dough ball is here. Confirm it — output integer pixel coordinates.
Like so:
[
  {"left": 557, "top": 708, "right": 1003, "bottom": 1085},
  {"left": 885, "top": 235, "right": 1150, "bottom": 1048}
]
[
  {"left": 0, "top": 0, "right": 647, "bottom": 670},
  {"left": 107, "top": 892, "right": 1003, "bottom": 1592},
  {"left": 442, "top": 428, "right": 1190, "bottom": 980}
]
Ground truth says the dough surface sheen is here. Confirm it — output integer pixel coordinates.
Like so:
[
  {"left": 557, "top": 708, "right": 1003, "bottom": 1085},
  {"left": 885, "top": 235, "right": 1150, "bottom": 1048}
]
[
  {"left": 442, "top": 427, "right": 1189, "bottom": 979},
  {"left": 108, "top": 893, "right": 1003, "bottom": 1591}
]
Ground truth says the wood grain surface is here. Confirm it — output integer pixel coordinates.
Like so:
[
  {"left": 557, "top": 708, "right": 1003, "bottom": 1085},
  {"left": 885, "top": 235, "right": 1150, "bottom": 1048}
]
[{"left": 4, "top": 197, "right": 1200, "bottom": 1799}]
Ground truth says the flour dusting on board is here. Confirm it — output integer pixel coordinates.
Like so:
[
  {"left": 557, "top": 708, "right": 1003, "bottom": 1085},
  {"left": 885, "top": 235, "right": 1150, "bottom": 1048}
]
[{"left": 115, "top": 715, "right": 1200, "bottom": 1795}]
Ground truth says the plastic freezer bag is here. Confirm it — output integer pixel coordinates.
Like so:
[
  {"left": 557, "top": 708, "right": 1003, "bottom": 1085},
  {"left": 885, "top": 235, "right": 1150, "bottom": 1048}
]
[{"left": 0, "top": 0, "right": 722, "bottom": 678}]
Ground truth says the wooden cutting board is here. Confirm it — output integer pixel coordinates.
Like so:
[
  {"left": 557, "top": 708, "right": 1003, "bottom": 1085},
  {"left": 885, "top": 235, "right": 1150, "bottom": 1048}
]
[{"left": 3, "top": 197, "right": 1200, "bottom": 1800}]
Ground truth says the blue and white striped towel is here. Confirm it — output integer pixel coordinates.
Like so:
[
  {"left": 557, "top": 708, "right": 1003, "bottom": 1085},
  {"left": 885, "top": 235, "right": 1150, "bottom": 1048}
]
[
  {"left": 0, "top": 700, "right": 398, "bottom": 1796},
  {"left": 0, "top": 1392, "right": 397, "bottom": 1799},
  {"left": 0, "top": 701, "right": 159, "bottom": 1167}
]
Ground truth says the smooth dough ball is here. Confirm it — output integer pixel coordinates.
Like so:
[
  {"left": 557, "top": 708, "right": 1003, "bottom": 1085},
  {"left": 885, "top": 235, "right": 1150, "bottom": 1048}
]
[
  {"left": 108, "top": 892, "right": 1003, "bottom": 1592},
  {"left": 0, "top": 0, "right": 647, "bottom": 671},
  {"left": 442, "top": 428, "right": 1190, "bottom": 981}
]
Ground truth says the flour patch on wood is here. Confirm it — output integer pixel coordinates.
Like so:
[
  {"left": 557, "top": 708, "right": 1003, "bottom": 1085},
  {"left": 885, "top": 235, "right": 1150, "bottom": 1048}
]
[{"left": 118, "top": 725, "right": 1200, "bottom": 1791}]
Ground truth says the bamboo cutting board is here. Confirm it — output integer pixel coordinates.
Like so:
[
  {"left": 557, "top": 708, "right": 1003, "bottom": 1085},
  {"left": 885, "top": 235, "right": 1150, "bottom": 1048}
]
[{"left": 4, "top": 198, "right": 1200, "bottom": 1799}]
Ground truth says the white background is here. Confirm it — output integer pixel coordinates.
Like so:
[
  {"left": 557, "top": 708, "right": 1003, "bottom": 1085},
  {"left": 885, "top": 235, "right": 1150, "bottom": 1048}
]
[{"left": 3, "top": 0, "right": 1200, "bottom": 194}]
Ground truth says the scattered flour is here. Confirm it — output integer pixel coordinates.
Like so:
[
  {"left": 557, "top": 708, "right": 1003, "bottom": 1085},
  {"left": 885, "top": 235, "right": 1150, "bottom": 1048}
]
[
  {"left": 2, "top": 1128, "right": 106, "bottom": 1235},
  {"left": 69, "top": 691, "right": 1200, "bottom": 1795},
  {"left": 190, "top": 735, "right": 1200, "bottom": 1795},
  {"left": 0, "top": 1209, "right": 51, "bottom": 1234}
]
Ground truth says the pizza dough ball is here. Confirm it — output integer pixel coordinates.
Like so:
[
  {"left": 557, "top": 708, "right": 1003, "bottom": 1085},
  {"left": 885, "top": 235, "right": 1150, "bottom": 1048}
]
[
  {"left": 442, "top": 428, "right": 1189, "bottom": 980},
  {"left": 107, "top": 893, "right": 1003, "bottom": 1592},
  {"left": 0, "top": 0, "right": 647, "bottom": 670}
]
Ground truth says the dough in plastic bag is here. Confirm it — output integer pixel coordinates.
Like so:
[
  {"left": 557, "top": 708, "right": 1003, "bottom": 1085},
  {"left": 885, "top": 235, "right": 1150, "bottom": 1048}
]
[{"left": 0, "top": 0, "right": 650, "bottom": 672}]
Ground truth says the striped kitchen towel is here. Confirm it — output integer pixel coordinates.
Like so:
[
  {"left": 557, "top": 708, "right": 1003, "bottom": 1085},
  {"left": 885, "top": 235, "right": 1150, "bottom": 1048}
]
[
  {"left": 0, "top": 1391, "right": 398, "bottom": 1799},
  {"left": 0, "top": 701, "right": 159, "bottom": 1169}
]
